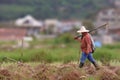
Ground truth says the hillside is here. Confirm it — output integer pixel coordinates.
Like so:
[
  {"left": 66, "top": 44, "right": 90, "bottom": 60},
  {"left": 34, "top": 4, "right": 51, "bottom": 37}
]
[{"left": 0, "top": 0, "right": 112, "bottom": 21}]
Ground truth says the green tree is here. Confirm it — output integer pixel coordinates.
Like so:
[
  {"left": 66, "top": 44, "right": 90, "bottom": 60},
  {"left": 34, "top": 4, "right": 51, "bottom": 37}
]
[{"left": 0, "top": 0, "right": 112, "bottom": 21}]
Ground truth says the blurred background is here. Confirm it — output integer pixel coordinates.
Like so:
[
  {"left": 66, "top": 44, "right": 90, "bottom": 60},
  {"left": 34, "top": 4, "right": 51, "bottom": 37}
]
[
  {"left": 0, "top": 1, "right": 120, "bottom": 80},
  {"left": 0, "top": 0, "right": 120, "bottom": 63}
]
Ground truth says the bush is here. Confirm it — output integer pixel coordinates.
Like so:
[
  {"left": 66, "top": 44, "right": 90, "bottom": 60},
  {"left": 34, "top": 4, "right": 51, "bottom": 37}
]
[{"left": 54, "top": 33, "right": 74, "bottom": 44}]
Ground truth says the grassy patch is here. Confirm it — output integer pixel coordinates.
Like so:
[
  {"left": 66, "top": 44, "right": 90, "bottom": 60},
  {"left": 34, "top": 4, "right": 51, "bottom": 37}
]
[{"left": 0, "top": 37, "right": 120, "bottom": 64}]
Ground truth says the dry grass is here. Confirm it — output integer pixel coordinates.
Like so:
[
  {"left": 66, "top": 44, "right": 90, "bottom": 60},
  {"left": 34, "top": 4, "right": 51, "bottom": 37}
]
[{"left": 0, "top": 62, "right": 120, "bottom": 80}]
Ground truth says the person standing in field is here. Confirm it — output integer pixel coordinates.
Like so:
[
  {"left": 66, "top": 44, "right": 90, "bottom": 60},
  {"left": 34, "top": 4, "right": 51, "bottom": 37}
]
[{"left": 74, "top": 26, "right": 100, "bottom": 70}]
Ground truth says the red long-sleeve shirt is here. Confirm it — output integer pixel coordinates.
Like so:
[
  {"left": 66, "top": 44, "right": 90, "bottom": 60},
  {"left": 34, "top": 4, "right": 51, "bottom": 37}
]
[{"left": 77, "top": 33, "right": 92, "bottom": 54}]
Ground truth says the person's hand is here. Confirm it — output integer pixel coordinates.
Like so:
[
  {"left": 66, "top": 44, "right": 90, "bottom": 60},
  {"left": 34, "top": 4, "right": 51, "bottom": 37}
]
[
  {"left": 74, "top": 35, "right": 82, "bottom": 39},
  {"left": 74, "top": 36, "right": 79, "bottom": 40},
  {"left": 86, "top": 50, "right": 89, "bottom": 54}
]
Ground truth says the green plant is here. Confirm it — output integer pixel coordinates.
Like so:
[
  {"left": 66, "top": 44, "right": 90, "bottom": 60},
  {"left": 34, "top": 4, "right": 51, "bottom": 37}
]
[
  {"left": 94, "top": 48, "right": 112, "bottom": 66},
  {"left": 54, "top": 33, "right": 74, "bottom": 44}
]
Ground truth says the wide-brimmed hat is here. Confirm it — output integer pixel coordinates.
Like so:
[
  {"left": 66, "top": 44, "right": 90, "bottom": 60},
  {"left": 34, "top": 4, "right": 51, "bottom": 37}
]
[{"left": 77, "top": 26, "right": 89, "bottom": 33}]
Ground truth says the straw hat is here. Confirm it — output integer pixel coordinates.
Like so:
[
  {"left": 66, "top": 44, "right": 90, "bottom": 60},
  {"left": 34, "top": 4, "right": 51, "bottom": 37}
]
[{"left": 77, "top": 26, "right": 89, "bottom": 33}]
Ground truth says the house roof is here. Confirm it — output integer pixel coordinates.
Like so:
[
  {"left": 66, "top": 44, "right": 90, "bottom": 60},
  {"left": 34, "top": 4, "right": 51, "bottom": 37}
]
[{"left": 15, "top": 15, "right": 43, "bottom": 27}]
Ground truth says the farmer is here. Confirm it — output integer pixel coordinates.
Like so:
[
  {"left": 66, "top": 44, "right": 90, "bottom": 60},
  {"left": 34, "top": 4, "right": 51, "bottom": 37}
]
[{"left": 74, "top": 26, "right": 100, "bottom": 70}]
